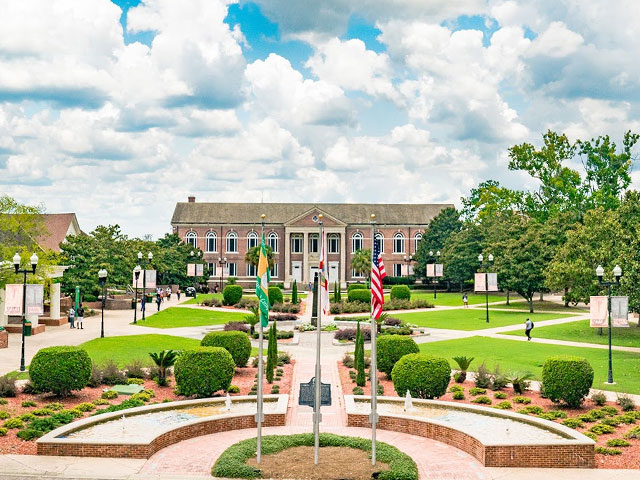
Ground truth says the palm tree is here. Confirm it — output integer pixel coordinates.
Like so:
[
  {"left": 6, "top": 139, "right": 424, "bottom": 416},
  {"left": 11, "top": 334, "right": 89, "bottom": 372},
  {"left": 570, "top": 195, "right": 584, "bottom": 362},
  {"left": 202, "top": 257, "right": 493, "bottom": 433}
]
[
  {"left": 244, "top": 245, "right": 275, "bottom": 269},
  {"left": 149, "top": 350, "right": 179, "bottom": 386},
  {"left": 245, "top": 305, "right": 260, "bottom": 335},
  {"left": 452, "top": 356, "right": 474, "bottom": 383},
  {"left": 351, "top": 249, "right": 371, "bottom": 280}
]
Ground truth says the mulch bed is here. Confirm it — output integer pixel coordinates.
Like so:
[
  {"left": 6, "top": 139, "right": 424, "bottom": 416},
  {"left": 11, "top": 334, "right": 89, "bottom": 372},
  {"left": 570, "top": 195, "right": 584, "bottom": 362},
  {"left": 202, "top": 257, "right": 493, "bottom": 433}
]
[{"left": 337, "top": 361, "right": 640, "bottom": 469}]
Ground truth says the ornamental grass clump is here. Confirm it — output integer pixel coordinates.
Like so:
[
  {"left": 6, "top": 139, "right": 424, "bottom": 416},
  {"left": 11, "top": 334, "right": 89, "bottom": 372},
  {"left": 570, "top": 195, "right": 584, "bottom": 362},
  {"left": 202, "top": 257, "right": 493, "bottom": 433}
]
[
  {"left": 391, "top": 353, "right": 451, "bottom": 400},
  {"left": 201, "top": 331, "right": 252, "bottom": 367},
  {"left": 174, "top": 347, "right": 235, "bottom": 397},
  {"left": 29, "top": 346, "right": 92, "bottom": 397},
  {"left": 541, "top": 356, "right": 594, "bottom": 408},
  {"left": 377, "top": 335, "right": 419, "bottom": 377},
  {"left": 452, "top": 356, "right": 474, "bottom": 383}
]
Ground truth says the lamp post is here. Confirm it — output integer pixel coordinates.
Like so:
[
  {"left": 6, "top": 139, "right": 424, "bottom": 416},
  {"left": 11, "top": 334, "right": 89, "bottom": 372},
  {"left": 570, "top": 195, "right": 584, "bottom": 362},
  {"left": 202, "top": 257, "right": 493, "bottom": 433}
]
[
  {"left": 12, "top": 252, "right": 38, "bottom": 372},
  {"left": 596, "top": 264, "right": 622, "bottom": 385},
  {"left": 98, "top": 269, "right": 107, "bottom": 338},
  {"left": 133, "top": 265, "right": 141, "bottom": 324},
  {"left": 218, "top": 256, "right": 227, "bottom": 292},
  {"left": 429, "top": 250, "right": 441, "bottom": 299},
  {"left": 190, "top": 250, "right": 201, "bottom": 293},
  {"left": 139, "top": 251, "right": 153, "bottom": 321},
  {"left": 402, "top": 254, "right": 413, "bottom": 278},
  {"left": 478, "top": 253, "right": 494, "bottom": 323}
]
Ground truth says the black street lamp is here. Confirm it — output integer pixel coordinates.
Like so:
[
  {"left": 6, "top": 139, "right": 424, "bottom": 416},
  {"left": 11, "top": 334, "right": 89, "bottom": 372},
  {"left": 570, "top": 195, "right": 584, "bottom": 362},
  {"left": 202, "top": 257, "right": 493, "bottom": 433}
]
[
  {"left": 133, "top": 265, "right": 141, "bottom": 324},
  {"left": 12, "top": 252, "right": 38, "bottom": 372},
  {"left": 138, "top": 251, "right": 153, "bottom": 321},
  {"left": 429, "top": 250, "right": 441, "bottom": 299},
  {"left": 596, "top": 264, "right": 622, "bottom": 385},
  {"left": 218, "top": 256, "right": 227, "bottom": 292},
  {"left": 98, "top": 268, "right": 107, "bottom": 338},
  {"left": 478, "top": 253, "right": 494, "bottom": 323},
  {"left": 402, "top": 254, "right": 413, "bottom": 278}
]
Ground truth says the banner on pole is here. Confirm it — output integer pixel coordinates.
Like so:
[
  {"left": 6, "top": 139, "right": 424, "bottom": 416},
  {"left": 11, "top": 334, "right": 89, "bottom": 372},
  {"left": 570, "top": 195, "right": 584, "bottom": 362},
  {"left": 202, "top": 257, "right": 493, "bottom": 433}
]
[
  {"left": 195, "top": 263, "right": 204, "bottom": 277},
  {"left": 590, "top": 296, "right": 608, "bottom": 327},
  {"left": 611, "top": 296, "right": 629, "bottom": 327},
  {"left": 145, "top": 270, "right": 157, "bottom": 289},
  {"left": 3, "top": 284, "right": 43, "bottom": 315},
  {"left": 25, "top": 284, "right": 44, "bottom": 315},
  {"left": 187, "top": 264, "right": 195, "bottom": 277},
  {"left": 487, "top": 273, "right": 498, "bottom": 292},
  {"left": 435, "top": 263, "right": 443, "bottom": 277},
  {"left": 474, "top": 273, "right": 486, "bottom": 292},
  {"left": 426, "top": 264, "right": 434, "bottom": 277},
  {"left": 3, "top": 284, "right": 22, "bottom": 315}
]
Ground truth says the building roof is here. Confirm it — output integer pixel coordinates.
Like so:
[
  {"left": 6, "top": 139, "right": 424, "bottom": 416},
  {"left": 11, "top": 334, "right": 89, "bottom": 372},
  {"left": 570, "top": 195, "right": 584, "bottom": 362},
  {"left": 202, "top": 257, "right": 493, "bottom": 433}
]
[
  {"left": 171, "top": 202, "right": 454, "bottom": 226},
  {"left": 36, "top": 213, "right": 81, "bottom": 252}
]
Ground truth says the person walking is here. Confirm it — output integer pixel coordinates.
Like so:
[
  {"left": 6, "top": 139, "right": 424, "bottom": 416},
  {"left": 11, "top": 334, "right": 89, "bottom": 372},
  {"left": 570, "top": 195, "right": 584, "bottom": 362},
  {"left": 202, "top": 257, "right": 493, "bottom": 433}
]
[
  {"left": 462, "top": 293, "right": 468, "bottom": 308},
  {"left": 68, "top": 306, "right": 75, "bottom": 329},
  {"left": 76, "top": 303, "right": 85, "bottom": 330},
  {"left": 156, "top": 292, "right": 162, "bottom": 312},
  {"left": 176, "top": 288, "right": 181, "bottom": 301},
  {"left": 166, "top": 286, "right": 171, "bottom": 301},
  {"left": 525, "top": 318, "right": 534, "bottom": 341}
]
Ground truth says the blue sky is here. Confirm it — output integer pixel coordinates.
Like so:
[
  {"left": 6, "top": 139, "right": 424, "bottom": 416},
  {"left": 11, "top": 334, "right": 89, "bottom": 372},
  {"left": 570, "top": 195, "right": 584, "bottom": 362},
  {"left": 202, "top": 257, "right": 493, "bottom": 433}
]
[{"left": 0, "top": 0, "right": 639, "bottom": 237}]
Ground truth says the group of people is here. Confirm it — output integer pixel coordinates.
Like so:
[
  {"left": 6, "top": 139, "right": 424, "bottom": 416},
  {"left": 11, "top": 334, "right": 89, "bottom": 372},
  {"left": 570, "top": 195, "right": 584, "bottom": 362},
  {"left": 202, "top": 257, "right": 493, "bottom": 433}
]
[
  {"left": 67, "top": 304, "right": 84, "bottom": 329},
  {"left": 148, "top": 286, "right": 179, "bottom": 312}
]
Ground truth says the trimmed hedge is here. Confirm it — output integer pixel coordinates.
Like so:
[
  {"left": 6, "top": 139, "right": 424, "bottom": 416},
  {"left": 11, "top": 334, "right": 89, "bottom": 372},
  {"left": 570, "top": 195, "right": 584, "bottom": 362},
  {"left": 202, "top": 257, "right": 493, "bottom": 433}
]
[
  {"left": 392, "top": 353, "right": 451, "bottom": 399},
  {"left": 174, "top": 347, "right": 235, "bottom": 397},
  {"left": 347, "top": 283, "right": 368, "bottom": 292},
  {"left": 268, "top": 286, "right": 283, "bottom": 305},
  {"left": 541, "top": 356, "right": 594, "bottom": 408},
  {"left": 348, "top": 289, "right": 371, "bottom": 303},
  {"left": 212, "top": 433, "right": 418, "bottom": 480},
  {"left": 201, "top": 331, "right": 252, "bottom": 367},
  {"left": 29, "top": 346, "right": 91, "bottom": 397},
  {"left": 390, "top": 285, "right": 411, "bottom": 301},
  {"left": 377, "top": 335, "right": 419, "bottom": 376},
  {"left": 223, "top": 285, "right": 243, "bottom": 306}
]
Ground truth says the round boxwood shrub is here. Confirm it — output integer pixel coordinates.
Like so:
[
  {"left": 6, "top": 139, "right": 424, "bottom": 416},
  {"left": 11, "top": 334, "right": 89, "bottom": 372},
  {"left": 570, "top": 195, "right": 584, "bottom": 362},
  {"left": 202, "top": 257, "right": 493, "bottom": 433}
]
[
  {"left": 268, "top": 286, "right": 283, "bottom": 305},
  {"left": 222, "top": 285, "right": 243, "bottom": 306},
  {"left": 347, "top": 284, "right": 367, "bottom": 293},
  {"left": 174, "top": 347, "right": 235, "bottom": 397},
  {"left": 377, "top": 335, "right": 419, "bottom": 377},
  {"left": 390, "top": 285, "right": 411, "bottom": 301},
  {"left": 391, "top": 353, "right": 451, "bottom": 399},
  {"left": 541, "top": 356, "right": 594, "bottom": 408},
  {"left": 201, "top": 331, "right": 251, "bottom": 367},
  {"left": 29, "top": 346, "right": 91, "bottom": 397},
  {"left": 348, "top": 289, "right": 371, "bottom": 303}
]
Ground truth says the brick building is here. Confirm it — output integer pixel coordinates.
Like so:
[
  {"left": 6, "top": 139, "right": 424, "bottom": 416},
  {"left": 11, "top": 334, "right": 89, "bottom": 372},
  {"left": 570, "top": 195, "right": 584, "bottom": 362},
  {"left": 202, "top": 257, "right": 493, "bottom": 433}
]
[{"left": 170, "top": 198, "right": 452, "bottom": 288}]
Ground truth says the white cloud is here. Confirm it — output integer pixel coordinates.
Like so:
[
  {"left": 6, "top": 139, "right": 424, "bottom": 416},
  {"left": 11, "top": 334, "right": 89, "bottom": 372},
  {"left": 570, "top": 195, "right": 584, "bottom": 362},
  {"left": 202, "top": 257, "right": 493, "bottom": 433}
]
[{"left": 527, "top": 21, "right": 583, "bottom": 58}]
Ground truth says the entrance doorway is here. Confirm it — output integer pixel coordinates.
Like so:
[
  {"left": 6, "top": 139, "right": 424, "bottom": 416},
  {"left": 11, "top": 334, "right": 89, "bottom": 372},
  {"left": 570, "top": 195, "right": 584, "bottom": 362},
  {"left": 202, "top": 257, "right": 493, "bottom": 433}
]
[{"left": 292, "top": 262, "right": 302, "bottom": 284}]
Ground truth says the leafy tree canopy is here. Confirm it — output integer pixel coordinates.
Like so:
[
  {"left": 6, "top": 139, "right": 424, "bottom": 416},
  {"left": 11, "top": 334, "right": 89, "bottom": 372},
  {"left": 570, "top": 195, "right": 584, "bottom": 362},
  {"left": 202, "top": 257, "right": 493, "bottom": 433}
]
[{"left": 414, "top": 207, "right": 462, "bottom": 279}]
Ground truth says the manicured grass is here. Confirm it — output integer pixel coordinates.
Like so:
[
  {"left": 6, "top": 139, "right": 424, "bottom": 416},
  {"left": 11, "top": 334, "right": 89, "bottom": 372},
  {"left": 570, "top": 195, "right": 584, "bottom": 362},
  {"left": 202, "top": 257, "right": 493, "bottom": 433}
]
[
  {"left": 502, "top": 319, "right": 640, "bottom": 347},
  {"left": 495, "top": 300, "right": 588, "bottom": 312},
  {"left": 394, "top": 309, "right": 575, "bottom": 330},
  {"left": 417, "top": 336, "right": 640, "bottom": 394},
  {"left": 133, "top": 307, "right": 247, "bottom": 328},
  {"left": 384, "top": 291, "right": 508, "bottom": 307}
]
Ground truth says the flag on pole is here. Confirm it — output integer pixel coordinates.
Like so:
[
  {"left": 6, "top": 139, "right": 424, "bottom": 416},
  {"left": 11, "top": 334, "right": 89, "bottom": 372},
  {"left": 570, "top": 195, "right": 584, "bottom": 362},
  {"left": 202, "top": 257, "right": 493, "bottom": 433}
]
[
  {"left": 371, "top": 240, "right": 386, "bottom": 319},
  {"left": 319, "top": 227, "right": 330, "bottom": 315},
  {"left": 256, "top": 232, "right": 271, "bottom": 327}
]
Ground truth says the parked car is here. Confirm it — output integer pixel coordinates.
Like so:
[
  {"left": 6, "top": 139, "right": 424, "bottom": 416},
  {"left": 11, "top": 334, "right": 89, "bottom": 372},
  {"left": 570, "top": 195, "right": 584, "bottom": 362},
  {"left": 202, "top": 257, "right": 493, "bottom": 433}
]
[{"left": 185, "top": 286, "right": 197, "bottom": 298}]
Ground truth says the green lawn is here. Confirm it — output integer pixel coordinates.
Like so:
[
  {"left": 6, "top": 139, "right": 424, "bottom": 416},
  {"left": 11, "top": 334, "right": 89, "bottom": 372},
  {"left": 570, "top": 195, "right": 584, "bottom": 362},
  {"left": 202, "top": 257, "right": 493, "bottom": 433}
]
[
  {"left": 494, "top": 300, "right": 588, "bottom": 312},
  {"left": 133, "top": 307, "right": 247, "bottom": 329},
  {"left": 502, "top": 319, "right": 640, "bottom": 347},
  {"left": 394, "top": 308, "right": 575, "bottom": 330},
  {"left": 384, "top": 291, "right": 509, "bottom": 307}
]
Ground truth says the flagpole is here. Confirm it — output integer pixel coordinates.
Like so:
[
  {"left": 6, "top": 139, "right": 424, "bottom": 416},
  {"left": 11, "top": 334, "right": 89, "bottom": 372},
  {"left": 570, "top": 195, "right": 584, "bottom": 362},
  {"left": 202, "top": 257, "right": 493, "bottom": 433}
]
[
  {"left": 370, "top": 213, "right": 378, "bottom": 466},
  {"left": 256, "top": 213, "right": 266, "bottom": 464},
  {"left": 314, "top": 214, "right": 323, "bottom": 465}
]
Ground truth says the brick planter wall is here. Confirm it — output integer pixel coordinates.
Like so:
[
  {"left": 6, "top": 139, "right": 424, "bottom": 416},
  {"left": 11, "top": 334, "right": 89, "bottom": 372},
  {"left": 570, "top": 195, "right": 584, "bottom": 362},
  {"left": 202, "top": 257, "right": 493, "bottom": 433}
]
[{"left": 0, "top": 330, "right": 7, "bottom": 348}]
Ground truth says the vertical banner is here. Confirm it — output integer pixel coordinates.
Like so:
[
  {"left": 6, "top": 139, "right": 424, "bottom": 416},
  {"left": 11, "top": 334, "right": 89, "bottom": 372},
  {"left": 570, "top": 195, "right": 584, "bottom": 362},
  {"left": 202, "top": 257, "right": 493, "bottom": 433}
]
[
  {"left": 474, "top": 273, "right": 486, "bottom": 292},
  {"left": 435, "top": 263, "right": 443, "bottom": 277},
  {"left": 145, "top": 270, "right": 157, "bottom": 289},
  {"left": 611, "top": 296, "right": 629, "bottom": 327},
  {"left": 195, "top": 263, "right": 204, "bottom": 277},
  {"left": 3, "top": 284, "right": 23, "bottom": 315},
  {"left": 589, "top": 296, "right": 608, "bottom": 327},
  {"left": 487, "top": 273, "right": 499, "bottom": 292},
  {"left": 75, "top": 286, "right": 80, "bottom": 311},
  {"left": 25, "top": 284, "right": 44, "bottom": 315},
  {"left": 187, "top": 263, "right": 195, "bottom": 277},
  {"left": 426, "top": 264, "right": 435, "bottom": 277}
]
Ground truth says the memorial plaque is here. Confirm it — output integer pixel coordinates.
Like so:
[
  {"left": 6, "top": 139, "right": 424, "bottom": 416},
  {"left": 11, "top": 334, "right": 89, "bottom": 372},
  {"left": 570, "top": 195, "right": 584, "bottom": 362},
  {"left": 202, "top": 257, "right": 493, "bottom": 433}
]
[{"left": 298, "top": 377, "right": 331, "bottom": 407}]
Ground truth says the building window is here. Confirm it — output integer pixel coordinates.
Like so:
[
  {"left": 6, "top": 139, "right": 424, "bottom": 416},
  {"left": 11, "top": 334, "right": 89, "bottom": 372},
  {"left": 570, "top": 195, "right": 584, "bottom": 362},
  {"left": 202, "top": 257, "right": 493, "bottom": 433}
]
[
  {"left": 228, "top": 262, "right": 237, "bottom": 277},
  {"left": 226, "top": 232, "right": 238, "bottom": 253},
  {"left": 208, "top": 262, "right": 216, "bottom": 276},
  {"left": 414, "top": 233, "right": 422, "bottom": 253},
  {"left": 268, "top": 232, "right": 279, "bottom": 253},
  {"left": 393, "top": 232, "right": 405, "bottom": 254},
  {"left": 247, "top": 231, "right": 258, "bottom": 250},
  {"left": 328, "top": 234, "right": 339, "bottom": 254},
  {"left": 309, "top": 233, "right": 319, "bottom": 253},
  {"left": 247, "top": 263, "right": 257, "bottom": 277},
  {"left": 186, "top": 231, "right": 197, "bottom": 248},
  {"left": 270, "top": 263, "right": 278, "bottom": 278},
  {"left": 205, "top": 232, "right": 217, "bottom": 252},
  {"left": 393, "top": 263, "right": 402, "bottom": 277},
  {"left": 291, "top": 234, "right": 303, "bottom": 253},
  {"left": 375, "top": 232, "right": 384, "bottom": 253},
  {"left": 351, "top": 232, "right": 363, "bottom": 252},
  {"left": 352, "top": 268, "right": 363, "bottom": 278}
]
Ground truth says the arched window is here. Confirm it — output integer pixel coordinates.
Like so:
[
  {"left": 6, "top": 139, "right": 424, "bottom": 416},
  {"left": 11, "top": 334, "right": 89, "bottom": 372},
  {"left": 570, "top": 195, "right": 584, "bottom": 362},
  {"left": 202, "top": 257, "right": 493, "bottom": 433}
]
[
  {"left": 186, "top": 231, "right": 197, "bottom": 248},
  {"left": 328, "top": 234, "right": 339, "bottom": 253},
  {"left": 413, "top": 233, "right": 423, "bottom": 253},
  {"left": 393, "top": 232, "right": 405, "bottom": 254},
  {"left": 351, "top": 232, "right": 363, "bottom": 252},
  {"left": 291, "top": 234, "right": 303, "bottom": 253},
  {"left": 375, "top": 232, "right": 384, "bottom": 253},
  {"left": 247, "top": 231, "right": 258, "bottom": 250},
  {"left": 205, "top": 231, "right": 217, "bottom": 252},
  {"left": 268, "top": 232, "right": 278, "bottom": 253},
  {"left": 226, "top": 232, "right": 238, "bottom": 253}
]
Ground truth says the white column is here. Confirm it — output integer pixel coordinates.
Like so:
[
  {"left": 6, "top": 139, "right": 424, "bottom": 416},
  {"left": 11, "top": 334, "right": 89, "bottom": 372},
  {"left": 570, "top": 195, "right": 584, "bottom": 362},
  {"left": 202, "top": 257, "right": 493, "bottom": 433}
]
[
  {"left": 50, "top": 283, "right": 61, "bottom": 320},
  {"left": 284, "top": 230, "right": 291, "bottom": 288},
  {"left": 0, "top": 289, "right": 7, "bottom": 326},
  {"left": 302, "top": 232, "right": 309, "bottom": 285},
  {"left": 340, "top": 231, "right": 346, "bottom": 287}
]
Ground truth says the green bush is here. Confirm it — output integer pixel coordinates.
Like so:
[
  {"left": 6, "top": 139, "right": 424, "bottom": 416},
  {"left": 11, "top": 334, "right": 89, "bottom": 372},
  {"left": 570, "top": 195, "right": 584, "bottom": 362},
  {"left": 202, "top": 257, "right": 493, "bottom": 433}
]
[
  {"left": 472, "top": 396, "right": 492, "bottom": 405},
  {"left": 391, "top": 353, "right": 451, "bottom": 400},
  {"left": 17, "top": 429, "right": 42, "bottom": 441},
  {"left": 174, "top": 347, "right": 235, "bottom": 397},
  {"left": 32, "top": 408, "right": 53, "bottom": 416},
  {"left": 624, "top": 426, "right": 640, "bottom": 439},
  {"left": 589, "top": 423, "right": 615, "bottom": 435},
  {"left": 494, "top": 401, "right": 511, "bottom": 409},
  {"left": 101, "top": 390, "right": 118, "bottom": 400},
  {"left": 127, "top": 378, "right": 144, "bottom": 385},
  {"left": 584, "top": 432, "right": 597, "bottom": 441},
  {"left": 3, "top": 418, "right": 23, "bottom": 429},
  {"left": 600, "top": 406, "right": 618, "bottom": 416},
  {"left": 562, "top": 418, "right": 583, "bottom": 429},
  {"left": 0, "top": 399, "right": 7, "bottom": 405},
  {"left": 469, "top": 387, "right": 486, "bottom": 396},
  {"left": 606, "top": 438, "right": 630, "bottom": 447},
  {"left": 201, "top": 331, "right": 251, "bottom": 367},
  {"left": 45, "top": 402, "right": 63, "bottom": 411},
  {"left": 588, "top": 408, "right": 607, "bottom": 419},
  {"left": 0, "top": 411, "right": 9, "bottom": 420},
  {"left": 227, "top": 385, "right": 240, "bottom": 393},
  {"left": 601, "top": 417, "right": 621, "bottom": 427},
  {"left": 591, "top": 392, "right": 607, "bottom": 406},
  {"left": 29, "top": 346, "right": 92, "bottom": 397},
  {"left": 494, "top": 392, "right": 507, "bottom": 399},
  {"left": 595, "top": 446, "right": 622, "bottom": 455},
  {"left": 21, "top": 401, "right": 36, "bottom": 408},
  {"left": 513, "top": 396, "right": 531, "bottom": 404},
  {"left": 617, "top": 394, "right": 635, "bottom": 412},
  {"left": 18, "top": 413, "right": 35, "bottom": 422},
  {"left": 268, "top": 286, "right": 283, "bottom": 305},
  {"left": 390, "top": 285, "right": 411, "bottom": 301},
  {"left": 352, "top": 386, "right": 364, "bottom": 395},
  {"left": 92, "top": 398, "right": 110, "bottom": 406},
  {"left": 518, "top": 405, "right": 544, "bottom": 415},
  {"left": 541, "top": 356, "right": 594, "bottom": 408},
  {"left": 222, "top": 285, "right": 243, "bottom": 306},
  {"left": 376, "top": 335, "right": 419, "bottom": 377},
  {"left": 348, "top": 289, "right": 371, "bottom": 303},
  {"left": 452, "top": 391, "right": 465, "bottom": 400},
  {"left": 0, "top": 428, "right": 6, "bottom": 436},
  {"left": 347, "top": 284, "right": 367, "bottom": 292},
  {"left": 449, "top": 385, "right": 463, "bottom": 393}
]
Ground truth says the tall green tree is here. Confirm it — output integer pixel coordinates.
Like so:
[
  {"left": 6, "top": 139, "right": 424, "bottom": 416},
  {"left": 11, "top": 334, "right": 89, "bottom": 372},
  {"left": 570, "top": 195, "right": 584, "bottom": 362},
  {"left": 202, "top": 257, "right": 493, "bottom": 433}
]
[
  {"left": 441, "top": 223, "right": 483, "bottom": 291},
  {"left": 414, "top": 207, "right": 462, "bottom": 279},
  {"left": 245, "top": 245, "right": 275, "bottom": 269},
  {"left": 461, "top": 180, "right": 524, "bottom": 221}
]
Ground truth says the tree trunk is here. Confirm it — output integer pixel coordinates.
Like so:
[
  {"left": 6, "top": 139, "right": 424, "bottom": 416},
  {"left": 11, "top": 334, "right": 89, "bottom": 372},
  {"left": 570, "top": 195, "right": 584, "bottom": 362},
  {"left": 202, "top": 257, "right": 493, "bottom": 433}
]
[
  {"left": 564, "top": 287, "right": 569, "bottom": 307},
  {"left": 529, "top": 297, "right": 534, "bottom": 313},
  {"left": 459, "top": 281, "right": 463, "bottom": 293},
  {"left": 506, "top": 290, "right": 510, "bottom": 305},
  {"left": 539, "top": 291, "right": 544, "bottom": 301}
]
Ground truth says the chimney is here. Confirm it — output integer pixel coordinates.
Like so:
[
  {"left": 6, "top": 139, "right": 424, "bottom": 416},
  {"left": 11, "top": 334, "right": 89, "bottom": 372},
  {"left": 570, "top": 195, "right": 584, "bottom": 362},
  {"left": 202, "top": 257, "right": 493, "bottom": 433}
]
[{"left": 188, "top": 196, "right": 195, "bottom": 203}]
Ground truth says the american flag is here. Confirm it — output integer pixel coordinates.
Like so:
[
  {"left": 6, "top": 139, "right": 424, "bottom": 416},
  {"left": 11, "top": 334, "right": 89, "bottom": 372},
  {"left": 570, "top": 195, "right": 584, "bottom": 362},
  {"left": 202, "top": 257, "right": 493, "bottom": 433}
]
[
  {"left": 319, "top": 228, "right": 330, "bottom": 315},
  {"left": 371, "top": 239, "right": 386, "bottom": 319}
]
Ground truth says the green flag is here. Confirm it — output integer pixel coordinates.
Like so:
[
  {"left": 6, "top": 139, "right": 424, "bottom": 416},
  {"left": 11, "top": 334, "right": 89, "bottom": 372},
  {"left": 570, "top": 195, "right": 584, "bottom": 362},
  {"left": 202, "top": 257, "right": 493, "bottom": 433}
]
[{"left": 255, "top": 233, "right": 271, "bottom": 327}]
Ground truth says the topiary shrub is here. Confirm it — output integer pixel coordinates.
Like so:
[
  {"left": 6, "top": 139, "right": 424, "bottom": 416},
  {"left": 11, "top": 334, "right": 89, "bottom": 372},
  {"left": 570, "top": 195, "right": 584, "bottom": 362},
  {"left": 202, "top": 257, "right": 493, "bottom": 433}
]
[
  {"left": 541, "top": 356, "right": 594, "bottom": 408},
  {"left": 390, "top": 285, "right": 411, "bottom": 301},
  {"left": 268, "top": 286, "right": 283, "bottom": 305},
  {"left": 376, "top": 335, "right": 419, "bottom": 377},
  {"left": 223, "top": 285, "right": 243, "bottom": 306},
  {"left": 201, "top": 331, "right": 251, "bottom": 367},
  {"left": 347, "top": 289, "right": 371, "bottom": 303},
  {"left": 391, "top": 353, "right": 451, "bottom": 399},
  {"left": 347, "top": 284, "right": 367, "bottom": 292},
  {"left": 174, "top": 347, "right": 235, "bottom": 397},
  {"left": 29, "top": 346, "right": 91, "bottom": 397}
]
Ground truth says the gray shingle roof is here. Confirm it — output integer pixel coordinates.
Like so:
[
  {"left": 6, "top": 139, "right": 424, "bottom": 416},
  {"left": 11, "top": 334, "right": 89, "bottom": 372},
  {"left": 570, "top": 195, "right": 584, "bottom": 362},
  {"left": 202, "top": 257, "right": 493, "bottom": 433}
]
[{"left": 171, "top": 203, "right": 453, "bottom": 226}]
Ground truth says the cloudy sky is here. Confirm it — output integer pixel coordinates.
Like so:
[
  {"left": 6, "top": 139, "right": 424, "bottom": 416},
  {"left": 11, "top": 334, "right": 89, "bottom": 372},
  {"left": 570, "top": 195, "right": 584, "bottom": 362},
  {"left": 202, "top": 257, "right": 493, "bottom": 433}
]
[{"left": 1, "top": 0, "right": 639, "bottom": 238}]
